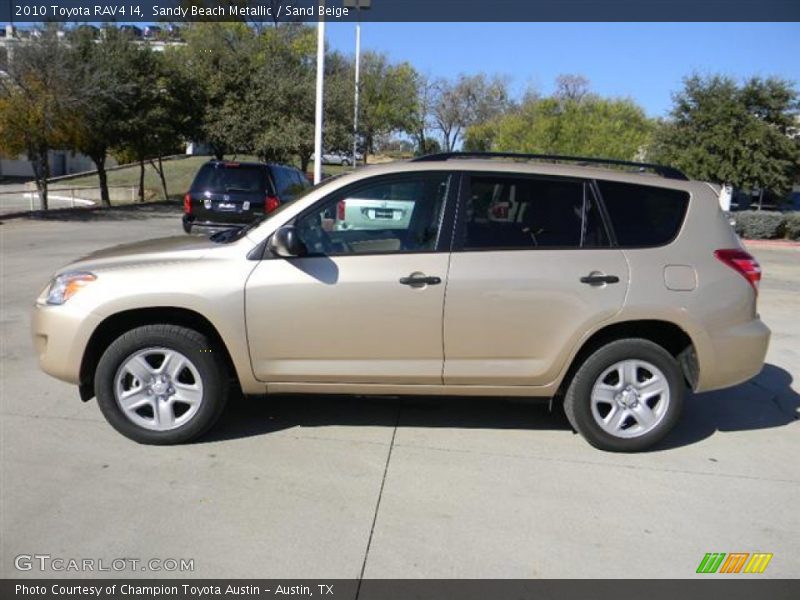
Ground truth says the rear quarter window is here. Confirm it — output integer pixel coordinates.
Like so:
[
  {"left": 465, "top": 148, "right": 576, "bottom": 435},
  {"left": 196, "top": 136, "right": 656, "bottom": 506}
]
[
  {"left": 597, "top": 180, "right": 690, "bottom": 247},
  {"left": 271, "top": 167, "right": 308, "bottom": 200}
]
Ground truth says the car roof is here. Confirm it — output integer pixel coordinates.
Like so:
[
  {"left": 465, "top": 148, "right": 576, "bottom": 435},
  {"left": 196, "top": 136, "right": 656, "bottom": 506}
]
[
  {"left": 345, "top": 158, "right": 701, "bottom": 193},
  {"left": 206, "top": 160, "right": 300, "bottom": 171}
]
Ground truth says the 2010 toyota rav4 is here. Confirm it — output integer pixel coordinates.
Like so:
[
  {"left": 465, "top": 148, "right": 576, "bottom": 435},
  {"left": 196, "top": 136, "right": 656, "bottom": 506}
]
[{"left": 32, "top": 153, "right": 770, "bottom": 451}]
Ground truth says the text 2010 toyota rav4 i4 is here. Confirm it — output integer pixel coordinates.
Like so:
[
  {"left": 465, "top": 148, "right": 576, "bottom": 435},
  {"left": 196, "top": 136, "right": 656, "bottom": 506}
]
[{"left": 32, "top": 153, "right": 770, "bottom": 451}]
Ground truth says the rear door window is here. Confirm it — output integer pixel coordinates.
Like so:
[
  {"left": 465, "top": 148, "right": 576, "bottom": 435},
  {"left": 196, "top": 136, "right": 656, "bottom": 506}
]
[
  {"left": 596, "top": 181, "right": 690, "bottom": 247},
  {"left": 459, "top": 175, "right": 609, "bottom": 250}
]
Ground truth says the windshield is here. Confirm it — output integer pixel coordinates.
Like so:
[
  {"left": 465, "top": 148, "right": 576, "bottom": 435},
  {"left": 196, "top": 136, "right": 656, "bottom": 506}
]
[
  {"left": 210, "top": 173, "right": 347, "bottom": 244},
  {"left": 191, "top": 163, "right": 267, "bottom": 193}
]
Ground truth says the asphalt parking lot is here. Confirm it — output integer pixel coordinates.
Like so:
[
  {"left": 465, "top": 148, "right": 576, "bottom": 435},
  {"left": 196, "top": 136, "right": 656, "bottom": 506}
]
[{"left": 1, "top": 207, "right": 798, "bottom": 579}]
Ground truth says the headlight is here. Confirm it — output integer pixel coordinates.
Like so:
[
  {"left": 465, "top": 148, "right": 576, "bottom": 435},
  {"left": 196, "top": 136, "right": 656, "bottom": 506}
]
[{"left": 46, "top": 272, "right": 97, "bottom": 305}]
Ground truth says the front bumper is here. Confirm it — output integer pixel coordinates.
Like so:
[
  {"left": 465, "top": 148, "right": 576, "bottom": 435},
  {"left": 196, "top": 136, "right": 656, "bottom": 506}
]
[{"left": 31, "top": 301, "right": 101, "bottom": 385}]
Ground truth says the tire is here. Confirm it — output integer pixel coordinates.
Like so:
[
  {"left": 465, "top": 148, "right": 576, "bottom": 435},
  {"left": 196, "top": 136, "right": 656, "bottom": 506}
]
[
  {"left": 563, "top": 338, "right": 684, "bottom": 452},
  {"left": 342, "top": 159, "right": 351, "bottom": 167},
  {"left": 95, "top": 324, "right": 228, "bottom": 445},
  {"left": 182, "top": 219, "right": 192, "bottom": 234}
]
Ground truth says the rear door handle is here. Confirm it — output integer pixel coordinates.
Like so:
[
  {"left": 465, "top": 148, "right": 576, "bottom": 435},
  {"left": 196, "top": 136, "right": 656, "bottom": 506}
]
[
  {"left": 580, "top": 273, "right": 620, "bottom": 285},
  {"left": 399, "top": 275, "right": 442, "bottom": 287}
]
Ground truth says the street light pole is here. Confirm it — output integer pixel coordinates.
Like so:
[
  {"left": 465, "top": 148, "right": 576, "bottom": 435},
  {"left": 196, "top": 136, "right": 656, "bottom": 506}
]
[
  {"left": 345, "top": 0, "right": 371, "bottom": 168},
  {"left": 313, "top": 1, "right": 326, "bottom": 185},
  {"left": 352, "top": 18, "right": 360, "bottom": 169}
]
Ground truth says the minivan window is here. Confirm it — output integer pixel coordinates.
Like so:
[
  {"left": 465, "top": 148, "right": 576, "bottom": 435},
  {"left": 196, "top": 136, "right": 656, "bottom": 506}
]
[
  {"left": 190, "top": 164, "right": 266, "bottom": 193},
  {"left": 597, "top": 180, "right": 690, "bottom": 247},
  {"left": 461, "top": 175, "right": 609, "bottom": 250},
  {"left": 272, "top": 166, "right": 310, "bottom": 201}
]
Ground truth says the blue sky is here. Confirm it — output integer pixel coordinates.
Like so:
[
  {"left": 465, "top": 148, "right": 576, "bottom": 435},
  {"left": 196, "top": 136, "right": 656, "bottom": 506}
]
[{"left": 325, "top": 22, "right": 800, "bottom": 117}]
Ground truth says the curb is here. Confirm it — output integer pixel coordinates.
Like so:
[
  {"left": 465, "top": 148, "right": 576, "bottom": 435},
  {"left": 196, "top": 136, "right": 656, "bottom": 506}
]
[
  {"left": 0, "top": 201, "right": 180, "bottom": 222},
  {"left": 743, "top": 239, "right": 800, "bottom": 249}
]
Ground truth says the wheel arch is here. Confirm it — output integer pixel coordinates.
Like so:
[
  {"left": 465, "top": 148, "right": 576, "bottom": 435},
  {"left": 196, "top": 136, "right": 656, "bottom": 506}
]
[
  {"left": 79, "top": 307, "right": 238, "bottom": 401},
  {"left": 556, "top": 319, "right": 698, "bottom": 398}
]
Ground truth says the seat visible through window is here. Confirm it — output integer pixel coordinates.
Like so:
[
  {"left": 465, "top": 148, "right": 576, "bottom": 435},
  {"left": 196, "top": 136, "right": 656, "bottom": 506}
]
[{"left": 462, "top": 175, "right": 608, "bottom": 250}]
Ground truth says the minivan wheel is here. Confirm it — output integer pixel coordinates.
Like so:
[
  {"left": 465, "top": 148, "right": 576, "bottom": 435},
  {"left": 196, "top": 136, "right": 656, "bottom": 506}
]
[
  {"left": 95, "top": 325, "right": 228, "bottom": 445},
  {"left": 563, "top": 339, "right": 684, "bottom": 452}
]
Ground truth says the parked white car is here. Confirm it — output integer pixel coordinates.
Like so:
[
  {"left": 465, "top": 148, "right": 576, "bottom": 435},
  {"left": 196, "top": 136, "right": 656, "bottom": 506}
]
[{"left": 312, "top": 152, "right": 363, "bottom": 167}]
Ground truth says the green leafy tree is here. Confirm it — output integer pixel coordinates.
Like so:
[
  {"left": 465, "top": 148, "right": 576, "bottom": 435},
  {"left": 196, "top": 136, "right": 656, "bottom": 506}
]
[
  {"left": 112, "top": 43, "right": 196, "bottom": 202},
  {"left": 359, "top": 52, "right": 419, "bottom": 161},
  {"left": 650, "top": 74, "right": 800, "bottom": 200},
  {"left": 64, "top": 27, "right": 142, "bottom": 207},
  {"left": 250, "top": 24, "right": 316, "bottom": 166},
  {"left": 493, "top": 96, "right": 652, "bottom": 159},
  {"left": 176, "top": 22, "right": 259, "bottom": 159},
  {"left": 467, "top": 76, "right": 652, "bottom": 160}
]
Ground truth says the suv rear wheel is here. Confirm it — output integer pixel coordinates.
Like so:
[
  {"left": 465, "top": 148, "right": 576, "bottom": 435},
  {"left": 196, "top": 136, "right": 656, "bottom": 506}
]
[
  {"left": 95, "top": 324, "right": 228, "bottom": 445},
  {"left": 563, "top": 338, "right": 684, "bottom": 452}
]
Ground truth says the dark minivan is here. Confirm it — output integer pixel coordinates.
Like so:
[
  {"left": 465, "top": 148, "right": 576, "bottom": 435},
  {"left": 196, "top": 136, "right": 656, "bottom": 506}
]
[{"left": 182, "top": 161, "right": 310, "bottom": 233}]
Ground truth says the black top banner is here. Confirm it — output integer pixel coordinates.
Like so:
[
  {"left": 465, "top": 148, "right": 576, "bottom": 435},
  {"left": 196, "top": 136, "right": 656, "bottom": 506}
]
[{"left": 4, "top": 0, "right": 800, "bottom": 23}]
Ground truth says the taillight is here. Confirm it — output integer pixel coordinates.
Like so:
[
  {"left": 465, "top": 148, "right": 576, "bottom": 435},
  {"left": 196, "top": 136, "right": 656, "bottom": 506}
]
[
  {"left": 265, "top": 195, "right": 280, "bottom": 213},
  {"left": 183, "top": 193, "right": 191, "bottom": 214},
  {"left": 336, "top": 200, "right": 346, "bottom": 221},
  {"left": 715, "top": 248, "right": 761, "bottom": 292}
]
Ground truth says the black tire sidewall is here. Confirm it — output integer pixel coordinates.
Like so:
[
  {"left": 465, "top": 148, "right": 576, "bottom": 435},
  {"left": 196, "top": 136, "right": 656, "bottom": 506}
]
[
  {"left": 94, "top": 325, "right": 227, "bottom": 445},
  {"left": 565, "top": 339, "right": 685, "bottom": 452}
]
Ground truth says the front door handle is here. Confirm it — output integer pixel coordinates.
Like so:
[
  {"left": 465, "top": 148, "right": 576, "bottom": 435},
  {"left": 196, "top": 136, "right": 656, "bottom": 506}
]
[
  {"left": 580, "top": 273, "right": 620, "bottom": 286},
  {"left": 399, "top": 274, "right": 442, "bottom": 287}
]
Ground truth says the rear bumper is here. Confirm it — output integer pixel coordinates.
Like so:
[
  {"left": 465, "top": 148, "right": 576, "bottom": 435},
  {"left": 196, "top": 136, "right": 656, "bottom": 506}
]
[
  {"left": 696, "top": 318, "right": 771, "bottom": 392},
  {"left": 183, "top": 214, "right": 250, "bottom": 232}
]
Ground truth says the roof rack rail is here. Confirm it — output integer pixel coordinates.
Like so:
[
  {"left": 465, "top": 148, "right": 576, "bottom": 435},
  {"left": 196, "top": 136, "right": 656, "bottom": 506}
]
[{"left": 411, "top": 152, "right": 689, "bottom": 181}]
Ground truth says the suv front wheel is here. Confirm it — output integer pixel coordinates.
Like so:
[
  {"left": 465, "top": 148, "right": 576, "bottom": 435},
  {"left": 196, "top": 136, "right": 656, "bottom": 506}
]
[
  {"left": 563, "top": 339, "right": 685, "bottom": 452},
  {"left": 95, "top": 324, "right": 228, "bottom": 444}
]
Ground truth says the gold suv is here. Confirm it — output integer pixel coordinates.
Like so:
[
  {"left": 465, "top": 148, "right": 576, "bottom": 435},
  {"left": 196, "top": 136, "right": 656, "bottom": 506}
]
[{"left": 32, "top": 153, "right": 770, "bottom": 451}]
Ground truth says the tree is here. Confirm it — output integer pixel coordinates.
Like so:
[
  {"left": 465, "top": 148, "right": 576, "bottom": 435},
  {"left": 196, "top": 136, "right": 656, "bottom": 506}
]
[
  {"left": 112, "top": 42, "right": 194, "bottom": 202},
  {"left": 64, "top": 27, "right": 142, "bottom": 207},
  {"left": 650, "top": 74, "right": 800, "bottom": 200},
  {"left": 0, "top": 28, "right": 74, "bottom": 210},
  {"left": 495, "top": 96, "right": 652, "bottom": 159},
  {"left": 462, "top": 118, "right": 501, "bottom": 152},
  {"left": 320, "top": 50, "right": 357, "bottom": 165},
  {"left": 176, "top": 22, "right": 260, "bottom": 159},
  {"left": 409, "top": 73, "right": 439, "bottom": 155},
  {"left": 466, "top": 75, "right": 653, "bottom": 161},
  {"left": 358, "top": 52, "right": 419, "bottom": 161},
  {"left": 554, "top": 74, "right": 591, "bottom": 103},
  {"left": 250, "top": 25, "right": 354, "bottom": 171},
  {"left": 430, "top": 73, "right": 510, "bottom": 152}
]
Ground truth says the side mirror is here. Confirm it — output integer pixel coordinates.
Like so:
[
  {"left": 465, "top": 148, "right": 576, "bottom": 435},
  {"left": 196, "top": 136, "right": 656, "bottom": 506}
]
[{"left": 268, "top": 225, "right": 306, "bottom": 258}]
